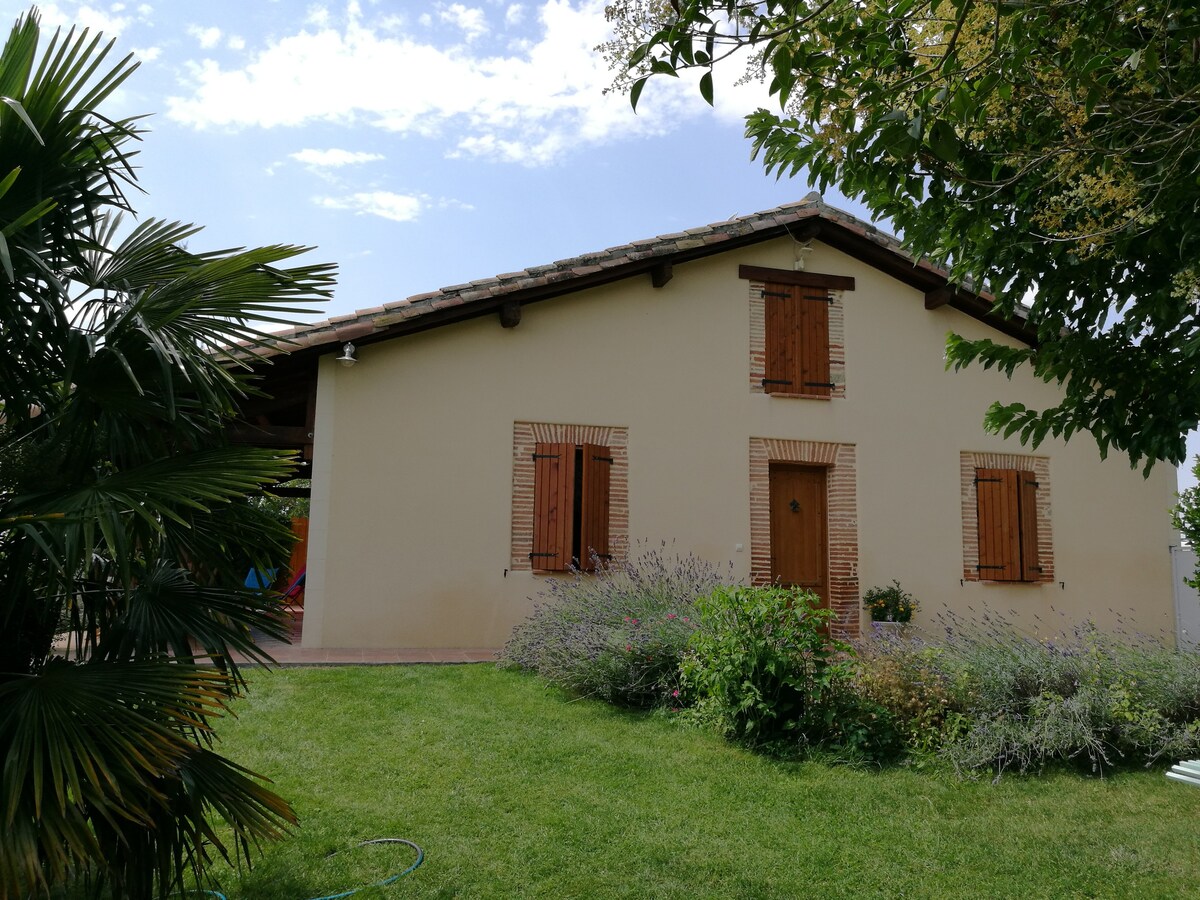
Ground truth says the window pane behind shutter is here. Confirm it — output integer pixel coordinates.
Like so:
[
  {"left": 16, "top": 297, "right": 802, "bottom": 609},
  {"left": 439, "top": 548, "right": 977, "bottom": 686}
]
[
  {"left": 1018, "top": 470, "right": 1040, "bottom": 581},
  {"left": 579, "top": 443, "right": 611, "bottom": 572},
  {"left": 532, "top": 442, "right": 576, "bottom": 571},
  {"left": 799, "top": 291, "right": 831, "bottom": 396},
  {"left": 976, "top": 468, "right": 1020, "bottom": 581}
]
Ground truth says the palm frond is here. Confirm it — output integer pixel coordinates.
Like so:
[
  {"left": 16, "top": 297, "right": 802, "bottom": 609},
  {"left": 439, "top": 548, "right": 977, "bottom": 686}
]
[
  {"left": 98, "top": 559, "right": 290, "bottom": 675},
  {"left": 90, "top": 745, "right": 297, "bottom": 899},
  {"left": 5, "top": 447, "right": 297, "bottom": 590}
]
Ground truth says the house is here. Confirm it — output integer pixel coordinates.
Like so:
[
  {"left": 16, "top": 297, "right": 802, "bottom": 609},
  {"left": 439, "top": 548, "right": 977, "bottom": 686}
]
[{"left": 235, "top": 195, "right": 1179, "bottom": 650}]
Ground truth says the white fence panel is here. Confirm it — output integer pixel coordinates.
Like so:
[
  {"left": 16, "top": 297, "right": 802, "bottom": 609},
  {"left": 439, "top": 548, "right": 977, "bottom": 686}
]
[{"left": 1172, "top": 546, "right": 1200, "bottom": 651}]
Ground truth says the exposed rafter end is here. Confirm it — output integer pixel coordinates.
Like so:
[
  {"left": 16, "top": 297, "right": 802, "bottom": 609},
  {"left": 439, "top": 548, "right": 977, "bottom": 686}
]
[
  {"left": 499, "top": 300, "right": 522, "bottom": 328},
  {"left": 651, "top": 262, "right": 673, "bottom": 288},
  {"left": 924, "top": 286, "right": 955, "bottom": 310},
  {"left": 792, "top": 221, "right": 823, "bottom": 243}
]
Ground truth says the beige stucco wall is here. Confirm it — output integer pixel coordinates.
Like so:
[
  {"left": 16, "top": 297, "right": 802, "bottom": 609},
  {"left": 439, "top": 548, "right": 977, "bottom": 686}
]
[{"left": 301, "top": 238, "right": 1179, "bottom": 649}]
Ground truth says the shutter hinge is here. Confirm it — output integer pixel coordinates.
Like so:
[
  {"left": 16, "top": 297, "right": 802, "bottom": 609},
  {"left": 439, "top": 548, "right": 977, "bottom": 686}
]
[
  {"left": 762, "top": 378, "right": 793, "bottom": 386},
  {"left": 761, "top": 290, "right": 790, "bottom": 299},
  {"left": 532, "top": 453, "right": 560, "bottom": 460},
  {"left": 804, "top": 381, "right": 836, "bottom": 389},
  {"left": 1025, "top": 480, "right": 1040, "bottom": 488},
  {"left": 974, "top": 477, "right": 1003, "bottom": 484},
  {"left": 802, "top": 294, "right": 834, "bottom": 304},
  {"left": 592, "top": 456, "right": 614, "bottom": 464},
  {"left": 529, "top": 552, "right": 556, "bottom": 559},
  {"left": 976, "top": 565, "right": 1007, "bottom": 570}
]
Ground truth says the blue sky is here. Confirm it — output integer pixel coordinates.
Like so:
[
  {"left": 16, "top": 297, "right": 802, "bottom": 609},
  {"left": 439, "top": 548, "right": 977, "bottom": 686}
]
[
  {"left": 7, "top": 1, "right": 1195, "bottom": 490},
  {"left": 11, "top": 0, "right": 864, "bottom": 317}
]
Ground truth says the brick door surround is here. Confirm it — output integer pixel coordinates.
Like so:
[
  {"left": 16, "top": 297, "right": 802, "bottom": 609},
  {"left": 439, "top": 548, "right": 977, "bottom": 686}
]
[{"left": 750, "top": 438, "right": 859, "bottom": 636}]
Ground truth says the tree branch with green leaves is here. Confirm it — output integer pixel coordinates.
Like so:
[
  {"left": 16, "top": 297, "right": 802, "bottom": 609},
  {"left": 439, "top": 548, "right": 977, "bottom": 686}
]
[{"left": 606, "top": 0, "right": 1200, "bottom": 469}]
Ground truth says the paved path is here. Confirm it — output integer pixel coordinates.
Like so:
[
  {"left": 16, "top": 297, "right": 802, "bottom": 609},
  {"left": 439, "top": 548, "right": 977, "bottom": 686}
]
[{"left": 238, "top": 635, "right": 496, "bottom": 666}]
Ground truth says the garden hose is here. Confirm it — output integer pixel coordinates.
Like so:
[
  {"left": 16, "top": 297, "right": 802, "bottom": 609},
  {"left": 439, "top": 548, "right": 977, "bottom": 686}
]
[{"left": 181, "top": 837, "right": 425, "bottom": 899}]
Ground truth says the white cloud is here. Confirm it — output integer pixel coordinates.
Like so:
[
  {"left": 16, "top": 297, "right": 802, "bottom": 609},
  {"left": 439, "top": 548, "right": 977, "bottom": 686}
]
[
  {"left": 133, "top": 45, "right": 162, "bottom": 62},
  {"left": 439, "top": 3, "right": 488, "bottom": 42},
  {"left": 188, "top": 24, "right": 222, "bottom": 49},
  {"left": 290, "top": 148, "right": 384, "bottom": 167},
  {"left": 164, "top": 1, "right": 734, "bottom": 166},
  {"left": 32, "top": 3, "right": 133, "bottom": 36},
  {"left": 227, "top": 35, "right": 246, "bottom": 50},
  {"left": 505, "top": 4, "right": 525, "bottom": 26},
  {"left": 316, "top": 191, "right": 424, "bottom": 222}
]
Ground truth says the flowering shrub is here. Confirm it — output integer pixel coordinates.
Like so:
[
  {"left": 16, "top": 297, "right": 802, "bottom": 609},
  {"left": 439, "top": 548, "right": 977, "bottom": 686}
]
[
  {"left": 862, "top": 580, "right": 917, "bottom": 623},
  {"left": 852, "top": 639, "right": 968, "bottom": 759},
  {"left": 499, "top": 545, "right": 733, "bottom": 707},
  {"left": 683, "top": 586, "right": 859, "bottom": 749}
]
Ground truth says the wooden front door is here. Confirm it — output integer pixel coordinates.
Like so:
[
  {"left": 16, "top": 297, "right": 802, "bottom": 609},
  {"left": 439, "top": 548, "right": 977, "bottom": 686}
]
[{"left": 769, "top": 464, "right": 829, "bottom": 605}]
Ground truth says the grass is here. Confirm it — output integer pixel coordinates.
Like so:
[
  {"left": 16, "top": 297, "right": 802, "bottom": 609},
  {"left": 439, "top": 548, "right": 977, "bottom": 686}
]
[{"left": 201, "top": 664, "right": 1200, "bottom": 899}]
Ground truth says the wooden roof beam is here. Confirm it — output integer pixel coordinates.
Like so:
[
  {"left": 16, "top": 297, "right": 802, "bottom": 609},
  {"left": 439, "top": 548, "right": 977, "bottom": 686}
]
[
  {"left": 925, "top": 286, "right": 954, "bottom": 309},
  {"left": 499, "top": 300, "right": 522, "bottom": 328}
]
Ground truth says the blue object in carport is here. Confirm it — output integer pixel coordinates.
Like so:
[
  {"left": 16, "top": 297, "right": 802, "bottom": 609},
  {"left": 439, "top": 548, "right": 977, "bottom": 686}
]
[{"left": 243, "top": 567, "right": 278, "bottom": 591}]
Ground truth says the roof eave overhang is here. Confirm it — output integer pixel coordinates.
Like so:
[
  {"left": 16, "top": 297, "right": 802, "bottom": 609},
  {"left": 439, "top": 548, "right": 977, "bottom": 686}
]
[{"left": 264, "top": 210, "right": 1036, "bottom": 366}]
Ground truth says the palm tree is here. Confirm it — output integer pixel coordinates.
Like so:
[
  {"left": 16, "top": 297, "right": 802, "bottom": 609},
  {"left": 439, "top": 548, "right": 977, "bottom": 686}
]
[{"left": 0, "top": 9, "right": 336, "bottom": 897}]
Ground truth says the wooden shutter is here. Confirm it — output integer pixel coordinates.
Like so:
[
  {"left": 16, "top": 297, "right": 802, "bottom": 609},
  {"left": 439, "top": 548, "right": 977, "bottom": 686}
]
[
  {"left": 975, "top": 468, "right": 1020, "bottom": 581},
  {"left": 1018, "top": 471, "right": 1041, "bottom": 581},
  {"left": 531, "top": 442, "right": 576, "bottom": 571},
  {"left": 763, "top": 283, "right": 831, "bottom": 396},
  {"left": 579, "top": 443, "right": 612, "bottom": 573},
  {"left": 763, "top": 284, "right": 796, "bottom": 393},
  {"left": 798, "top": 289, "right": 831, "bottom": 397}
]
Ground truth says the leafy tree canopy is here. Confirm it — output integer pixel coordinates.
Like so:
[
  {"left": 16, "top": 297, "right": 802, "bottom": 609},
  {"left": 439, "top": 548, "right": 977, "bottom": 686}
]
[{"left": 605, "top": 0, "right": 1200, "bottom": 470}]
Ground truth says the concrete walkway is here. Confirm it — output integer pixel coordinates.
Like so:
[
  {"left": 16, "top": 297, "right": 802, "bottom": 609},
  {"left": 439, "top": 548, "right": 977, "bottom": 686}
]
[{"left": 239, "top": 635, "right": 496, "bottom": 666}]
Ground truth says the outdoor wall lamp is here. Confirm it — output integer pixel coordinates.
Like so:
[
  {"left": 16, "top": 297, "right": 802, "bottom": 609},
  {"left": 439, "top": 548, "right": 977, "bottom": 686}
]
[{"left": 336, "top": 342, "right": 357, "bottom": 367}]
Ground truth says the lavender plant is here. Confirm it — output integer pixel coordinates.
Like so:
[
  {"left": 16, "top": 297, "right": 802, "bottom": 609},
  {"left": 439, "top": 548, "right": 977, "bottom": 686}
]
[
  {"left": 499, "top": 544, "right": 735, "bottom": 707},
  {"left": 925, "top": 610, "right": 1200, "bottom": 777}
]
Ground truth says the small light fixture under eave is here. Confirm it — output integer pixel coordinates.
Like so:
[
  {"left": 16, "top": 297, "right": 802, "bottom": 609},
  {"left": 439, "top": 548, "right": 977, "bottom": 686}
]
[{"left": 336, "top": 342, "right": 357, "bottom": 367}]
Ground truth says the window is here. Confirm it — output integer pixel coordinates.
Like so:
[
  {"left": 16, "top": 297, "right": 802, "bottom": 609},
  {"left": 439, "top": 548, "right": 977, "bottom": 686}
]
[
  {"left": 974, "top": 468, "right": 1041, "bottom": 582},
  {"left": 511, "top": 423, "right": 627, "bottom": 573},
  {"left": 740, "top": 265, "right": 851, "bottom": 399},
  {"left": 762, "top": 281, "right": 833, "bottom": 397},
  {"left": 530, "top": 442, "right": 612, "bottom": 572}
]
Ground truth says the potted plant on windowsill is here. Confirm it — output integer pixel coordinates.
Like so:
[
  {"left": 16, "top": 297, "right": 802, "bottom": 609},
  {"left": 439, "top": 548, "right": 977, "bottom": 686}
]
[{"left": 863, "top": 580, "right": 917, "bottom": 636}]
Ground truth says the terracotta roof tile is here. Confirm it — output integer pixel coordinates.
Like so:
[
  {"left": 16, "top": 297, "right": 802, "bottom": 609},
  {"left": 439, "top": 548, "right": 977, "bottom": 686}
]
[{"left": 258, "top": 196, "right": 1026, "bottom": 357}]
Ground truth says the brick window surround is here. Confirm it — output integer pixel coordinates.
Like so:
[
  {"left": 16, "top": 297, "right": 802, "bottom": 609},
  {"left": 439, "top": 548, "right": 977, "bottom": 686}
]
[
  {"left": 743, "top": 266, "right": 849, "bottom": 400},
  {"left": 511, "top": 422, "right": 629, "bottom": 571},
  {"left": 960, "top": 451, "right": 1054, "bottom": 583},
  {"left": 749, "top": 438, "right": 860, "bottom": 636}
]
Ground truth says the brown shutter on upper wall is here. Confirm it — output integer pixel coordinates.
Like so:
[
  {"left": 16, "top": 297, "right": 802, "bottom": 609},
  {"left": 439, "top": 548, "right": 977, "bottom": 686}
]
[
  {"left": 532, "top": 442, "right": 576, "bottom": 571},
  {"left": 579, "top": 443, "right": 612, "bottom": 572},
  {"left": 763, "top": 284, "right": 796, "bottom": 393},
  {"left": 1018, "top": 471, "right": 1041, "bottom": 581},
  {"left": 763, "top": 283, "right": 831, "bottom": 396},
  {"left": 975, "top": 468, "right": 1020, "bottom": 582},
  {"left": 799, "top": 290, "right": 831, "bottom": 397}
]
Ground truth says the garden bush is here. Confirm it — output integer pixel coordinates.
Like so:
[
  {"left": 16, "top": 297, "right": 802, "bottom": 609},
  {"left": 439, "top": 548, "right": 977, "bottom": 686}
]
[
  {"left": 905, "top": 614, "right": 1200, "bottom": 777},
  {"left": 852, "top": 639, "right": 968, "bottom": 760},
  {"left": 681, "top": 586, "right": 884, "bottom": 754},
  {"left": 499, "top": 545, "right": 733, "bottom": 707}
]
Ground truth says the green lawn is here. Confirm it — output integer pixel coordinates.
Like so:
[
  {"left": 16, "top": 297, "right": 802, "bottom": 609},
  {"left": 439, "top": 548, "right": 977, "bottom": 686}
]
[{"left": 203, "top": 664, "right": 1200, "bottom": 899}]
